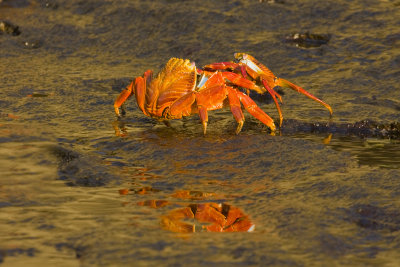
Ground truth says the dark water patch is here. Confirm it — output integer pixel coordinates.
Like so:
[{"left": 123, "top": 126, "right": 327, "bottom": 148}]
[
  {"left": 58, "top": 230, "right": 302, "bottom": 267},
  {"left": 0, "top": 247, "right": 37, "bottom": 263},
  {"left": 385, "top": 33, "right": 400, "bottom": 46},
  {"left": 315, "top": 233, "right": 354, "bottom": 257},
  {"left": 40, "top": 0, "right": 59, "bottom": 9},
  {"left": 95, "top": 5, "right": 142, "bottom": 32},
  {"left": 345, "top": 204, "right": 400, "bottom": 233},
  {"left": 49, "top": 0, "right": 103, "bottom": 14},
  {"left": 83, "top": 78, "right": 132, "bottom": 94},
  {"left": 304, "top": 181, "right": 370, "bottom": 201},
  {"left": 0, "top": 0, "right": 30, "bottom": 8},
  {"left": 49, "top": 145, "right": 120, "bottom": 186},
  {"left": 20, "top": 39, "right": 42, "bottom": 49},
  {"left": 71, "top": 0, "right": 101, "bottom": 15},
  {"left": 247, "top": 88, "right": 285, "bottom": 104},
  {"left": 343, "top": 10, "right": 386, "bottom": 28},
  {"left": 109, "top": 78, "right": 132, "bottom": 92},
  {"left": 55, "top": 242, "right": 88, "bottom": 259}
]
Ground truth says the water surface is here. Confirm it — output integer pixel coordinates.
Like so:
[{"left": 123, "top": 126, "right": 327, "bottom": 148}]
[{"left": 1, "top": 0, "right": 400, "bottom": 266}]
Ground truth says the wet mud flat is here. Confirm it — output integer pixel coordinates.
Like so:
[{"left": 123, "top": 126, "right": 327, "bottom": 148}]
[{"left": 1, "top": 0, "right": 400, "bottom": 266}]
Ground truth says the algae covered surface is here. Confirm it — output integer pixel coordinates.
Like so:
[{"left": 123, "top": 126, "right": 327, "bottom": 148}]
[{"left": 1, "top": 0, "right": 400, "bottom": 266}]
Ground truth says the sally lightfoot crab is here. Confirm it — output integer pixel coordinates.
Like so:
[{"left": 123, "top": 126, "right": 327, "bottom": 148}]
[{"left": 114, "top": 53, "right": 332, "bottom": 134}]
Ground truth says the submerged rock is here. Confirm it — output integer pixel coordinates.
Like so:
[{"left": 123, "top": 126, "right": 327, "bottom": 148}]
[
  {"left": 49, "top": 145, "right": 120, "bottom": 187},
  {"left": 0, "top": 20, "right": 21, "bottom": 35},
  {"left": 282, "top": 119, "right": 400, "bottom": 139},
  {"left": 285, "top": 32, "right": 331, "bottom": 48}
]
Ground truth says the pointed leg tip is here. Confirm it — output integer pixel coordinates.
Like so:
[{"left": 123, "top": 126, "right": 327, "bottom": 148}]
[
  {"left": 202, "top": 122, "right": 207, "bottom": 135},
  {"left": 328, "top": 106, "right": 333, "bottom": 116},
  {"left": 235, "top": 121, "right": 244, "bottom": 135},
  {"left": 114, "top": 107, "right": 121, "bottom": 117},
  {"left": 269, "top": 122, "right": 276, "bottom": 132}
]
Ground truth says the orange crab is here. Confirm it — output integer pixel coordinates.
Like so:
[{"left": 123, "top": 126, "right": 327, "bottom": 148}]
[{"left": 114, "top": 53, "right": 332, "bottom": 134}]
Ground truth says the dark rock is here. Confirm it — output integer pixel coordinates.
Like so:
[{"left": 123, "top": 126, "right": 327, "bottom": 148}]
[
  {"left": 0, "top": 20, "right": 21, "bottom": 35},
  {"left": 285, "top": 32, "right": 331, "bottom": 48},
  {"left": 281, "top": 119, "right": 400, "bottom": 139}
]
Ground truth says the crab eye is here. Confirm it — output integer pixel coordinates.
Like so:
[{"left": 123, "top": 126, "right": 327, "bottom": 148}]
[{"left": 234, "top": 53, "right": 244, "bottom": 61}]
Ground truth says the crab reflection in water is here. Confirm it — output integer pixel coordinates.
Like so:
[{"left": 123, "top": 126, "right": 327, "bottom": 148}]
[
  {"left": 160, "top": 202, "right": 255, "bottom": 233},
  {"left": 123, "top": 187, "right": 255, "bottom": 233}
]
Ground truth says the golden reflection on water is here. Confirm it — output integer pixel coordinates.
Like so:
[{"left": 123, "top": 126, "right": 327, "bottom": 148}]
[{"left": 112, "top": 120, "right": 128, "bottom": 137}]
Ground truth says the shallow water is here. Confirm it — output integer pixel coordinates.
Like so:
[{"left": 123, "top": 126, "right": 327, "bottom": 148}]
[{"left": 1, "top": 0, "right": 400, "bottom": 266}]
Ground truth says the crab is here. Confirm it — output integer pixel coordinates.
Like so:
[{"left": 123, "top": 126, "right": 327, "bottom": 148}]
[{"left": 114, "top": 53, "right": 332, "bottom": 134}]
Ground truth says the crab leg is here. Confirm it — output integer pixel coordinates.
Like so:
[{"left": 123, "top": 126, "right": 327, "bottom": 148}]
[
  {"left": 227, "top": 87, "right": 245, "bottom": 134},
  {"left": 223, "top": 71, "right": 278, "bottom": 127},
  {"left": 262, "top": 79, "right": 283, "bottom": 127},
  {"left": 221, "top": 72, "right": 282, "bottom": 129},
  {"left": 198, "top": 107, "right": 208, "bottom": 135},
  {"left": 114, "top": 80, "right": 134, "bottom": 116},
  {"left": 134, "top": 76, "right": 148, "bottom": 115},
  {"left": 236, "top": 91, "right": 276, "bottom": 132},
  {"left": 275, "top": 78, "right": 333, "bottom": 115},
  {"left": 195, "top": 73, "right": 230, "bottom": 134},
  {"left": 195, "top": 84, "right": 226, "bottom": 135}
]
